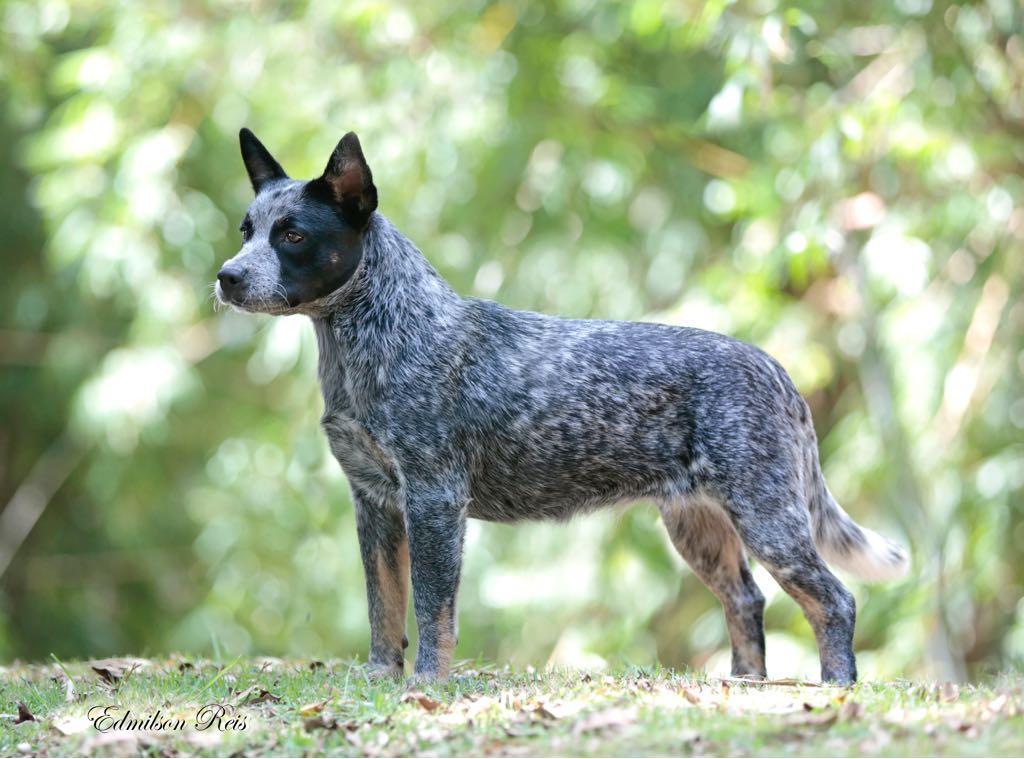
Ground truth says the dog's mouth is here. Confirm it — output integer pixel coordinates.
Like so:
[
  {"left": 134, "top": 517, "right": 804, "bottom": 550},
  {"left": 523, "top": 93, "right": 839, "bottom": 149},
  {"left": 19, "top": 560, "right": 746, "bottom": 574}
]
[{"left": 214, "top": 281, "right": 293, "bottom": 315}]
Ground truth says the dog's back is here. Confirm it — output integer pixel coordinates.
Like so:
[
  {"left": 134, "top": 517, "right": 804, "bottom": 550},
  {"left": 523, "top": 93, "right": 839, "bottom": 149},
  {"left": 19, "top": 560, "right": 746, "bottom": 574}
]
[{"left": 452, "top": 298, "right": 793, "bottom": 522}]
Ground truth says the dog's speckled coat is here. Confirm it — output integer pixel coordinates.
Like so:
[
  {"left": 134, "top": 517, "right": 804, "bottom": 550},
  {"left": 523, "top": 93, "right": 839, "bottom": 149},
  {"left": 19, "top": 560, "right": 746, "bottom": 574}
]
[{"left": 217, "top": 130, "right": 909, "bottom": 684}]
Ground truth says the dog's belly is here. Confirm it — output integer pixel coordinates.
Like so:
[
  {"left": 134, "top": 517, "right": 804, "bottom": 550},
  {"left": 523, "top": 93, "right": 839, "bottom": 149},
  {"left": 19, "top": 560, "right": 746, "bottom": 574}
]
[
  {"left": 466, "top": 474, "right": 649, "bottom": 522},
  {"left": 465, "top": 431, "right": 695, "bottom": 522}
]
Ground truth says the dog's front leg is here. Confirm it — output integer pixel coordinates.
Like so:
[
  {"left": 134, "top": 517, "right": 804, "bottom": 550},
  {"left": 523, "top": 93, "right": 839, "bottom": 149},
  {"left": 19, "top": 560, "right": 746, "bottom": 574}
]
[
  {"left": 404, "top": 488, "right": 466, "bottom": 682},
  {"left": 354, "top": 487, "right": 409, "bottom": 678}
]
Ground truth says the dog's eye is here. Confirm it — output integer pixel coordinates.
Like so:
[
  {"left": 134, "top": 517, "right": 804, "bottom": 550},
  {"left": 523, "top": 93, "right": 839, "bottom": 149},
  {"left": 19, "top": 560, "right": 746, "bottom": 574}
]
[{"left": 283, "top": 231, "right": 304, "bottom": 244}]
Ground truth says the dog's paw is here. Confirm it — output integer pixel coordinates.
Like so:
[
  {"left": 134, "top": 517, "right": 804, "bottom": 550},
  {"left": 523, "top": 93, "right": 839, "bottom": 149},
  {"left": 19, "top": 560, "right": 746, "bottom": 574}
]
[
  {"left": 407, "top": 670, "right": 446, "bottom": 687},
  {"left": 363, "top": 661, "right": 404, "bottom": 680},
  {"left": 730, "top": 672, "right": 767, "bottom": 682}
]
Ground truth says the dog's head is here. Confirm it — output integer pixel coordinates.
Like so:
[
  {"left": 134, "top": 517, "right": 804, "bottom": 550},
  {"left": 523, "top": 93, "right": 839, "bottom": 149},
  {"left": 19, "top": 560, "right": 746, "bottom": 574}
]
[{"left": 214, "top": 129, "right": 378, "bottom": 314}]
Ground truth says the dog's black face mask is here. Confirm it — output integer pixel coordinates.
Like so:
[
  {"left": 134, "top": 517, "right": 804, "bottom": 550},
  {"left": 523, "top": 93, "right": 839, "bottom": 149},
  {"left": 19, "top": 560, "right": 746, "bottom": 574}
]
[{"left": 214, "top": 129, "right": 378, "bottom": 313}]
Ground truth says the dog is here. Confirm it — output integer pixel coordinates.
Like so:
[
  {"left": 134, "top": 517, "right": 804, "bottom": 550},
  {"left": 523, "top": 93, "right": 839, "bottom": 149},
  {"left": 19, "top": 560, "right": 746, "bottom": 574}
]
[{"left": 215, "top": 128, "right": 909, "bottom": 684}]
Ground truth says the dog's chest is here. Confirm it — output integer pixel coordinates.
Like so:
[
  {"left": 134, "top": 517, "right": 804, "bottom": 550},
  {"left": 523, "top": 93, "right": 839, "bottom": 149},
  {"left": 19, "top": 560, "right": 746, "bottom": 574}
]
[{"left": 320, "top": 411, "right": 399, "bottom": 502}]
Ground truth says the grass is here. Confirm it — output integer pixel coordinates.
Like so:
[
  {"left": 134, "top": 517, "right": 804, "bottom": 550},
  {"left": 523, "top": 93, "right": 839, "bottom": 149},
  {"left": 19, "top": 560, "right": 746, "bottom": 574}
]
[{"left": 1, "top": 657, "right": 1022, "bottom": 757}]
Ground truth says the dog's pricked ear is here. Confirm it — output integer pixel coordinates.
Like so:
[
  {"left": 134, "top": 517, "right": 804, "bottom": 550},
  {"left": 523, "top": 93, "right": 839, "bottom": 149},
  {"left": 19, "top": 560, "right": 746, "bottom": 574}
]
[
  {"left": 318, "top": 132, "right": 378, "bottom": 228},
  {"left": 239, "top": 128, "right": 288, "bottom": 193}
]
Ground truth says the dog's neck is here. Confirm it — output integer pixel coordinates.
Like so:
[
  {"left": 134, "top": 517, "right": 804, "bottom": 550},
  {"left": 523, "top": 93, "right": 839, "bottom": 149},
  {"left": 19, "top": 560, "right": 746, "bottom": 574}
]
[{"left": 311, "top": 213, "right": 462, "bottom": 414}]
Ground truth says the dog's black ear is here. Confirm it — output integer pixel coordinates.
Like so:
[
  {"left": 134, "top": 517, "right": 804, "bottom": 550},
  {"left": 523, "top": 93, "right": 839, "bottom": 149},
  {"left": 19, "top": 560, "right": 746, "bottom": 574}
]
[
  {"left": 316, "top": 132, "right": 378, "bottom": 228},
  {"left": 239, "top": 128, "right": 288, "bottom": 193}
]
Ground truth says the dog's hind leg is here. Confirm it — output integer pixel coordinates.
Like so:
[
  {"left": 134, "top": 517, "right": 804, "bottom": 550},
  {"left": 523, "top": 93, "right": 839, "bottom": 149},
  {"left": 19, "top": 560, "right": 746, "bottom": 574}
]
[
  {"left": 724, "top": 487, "right": 858, "bottom": 685},
  {"left": 660, "top": 496, "right": 767, "bottom": 678}
]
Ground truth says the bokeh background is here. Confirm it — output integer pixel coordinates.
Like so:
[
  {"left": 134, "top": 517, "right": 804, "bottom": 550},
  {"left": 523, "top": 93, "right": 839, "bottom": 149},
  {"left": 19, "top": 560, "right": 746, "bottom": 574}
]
[{"left": 1, "top": 0, "right": 1022, "bottom": 683}]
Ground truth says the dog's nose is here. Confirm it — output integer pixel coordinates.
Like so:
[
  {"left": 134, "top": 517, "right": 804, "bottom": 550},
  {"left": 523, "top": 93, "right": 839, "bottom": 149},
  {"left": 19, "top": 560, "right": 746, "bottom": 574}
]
[{"left": 217, "top": 265, "right": 245, "bottom": 294}]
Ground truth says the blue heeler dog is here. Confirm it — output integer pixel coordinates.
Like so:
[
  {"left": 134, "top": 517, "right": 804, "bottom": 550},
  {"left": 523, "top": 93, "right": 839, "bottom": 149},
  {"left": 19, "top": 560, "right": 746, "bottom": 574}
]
[{"left": 215, "top": 129, "right": 909, "bottom": 684}]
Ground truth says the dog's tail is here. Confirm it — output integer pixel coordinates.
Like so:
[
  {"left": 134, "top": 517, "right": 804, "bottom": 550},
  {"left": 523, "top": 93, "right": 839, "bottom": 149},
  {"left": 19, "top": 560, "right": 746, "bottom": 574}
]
[{"left": 810, "top": 476, "right": 910, "bottom": 582}]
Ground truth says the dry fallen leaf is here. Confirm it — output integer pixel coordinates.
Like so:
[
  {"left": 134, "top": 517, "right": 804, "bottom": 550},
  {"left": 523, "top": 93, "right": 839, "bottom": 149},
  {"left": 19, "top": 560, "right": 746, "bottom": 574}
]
[
  {"left": 304, "top": 714, "right": 330, "bottom": 731},
  {"left": 299, "top": 699, "right": 329, "bottom": 718},
  {"left": 840, "top": 699, "right": 863, "bottom": 722},
  {"left": 988, "top": 693, "right": 1010, "bottom": 713},
  {"left": 573, "top": 706, "right": 637, "bottom": 734},
  {"left": 402, "top": 691, "right": 442, "bottom": 712},
  {"left": 521, "top": 701, "right": 560, "bottom": 721},
  {"left": 957, "top": 721, "right": 979, "bottom": 738},
  {"left": 89, "top": 657, "right": 150, "bottom": 684},
  {"left": 719, "top": 676, "right": 820, "bottom": 688},
  {"left": 938, "top": 682, "right": 960, "bottom": 703},
  {"left": 504, "top": 724, "right": 544, "bottom": 738},
  {"left": 51, "top": 715, "right": 92, "bottom": 736},
  {"left": 681, "top": 687, "right": 702, "bottom": 705},
  {"left": 14, "top": 702, "right": 36, "bottom": 724},
  {"left": 462, "top": 695, "right": 499, "bottom": 720},
  {"left": 304, "top": 714, "right": 359, "bottom": 732},
  {"left": 235, "top": 686, "right": 281, "bottom": 706},
  {"left": 49, "top": 671, "right": 76, "bottom": 703},
  {"left": 782, "top": 706, "right": 838, "bottom": 729},
  {"left": 304, "top": 714, "right": 333, "bottom": 731},
  {"left": 257, "top": 657, "right": 284, "bottom": 671},
  {"left": 677, "top": 728, "right": 701, "bottom": 746},
  {"left": 61, "top": 676, "right": 75, "bottom": 703}
]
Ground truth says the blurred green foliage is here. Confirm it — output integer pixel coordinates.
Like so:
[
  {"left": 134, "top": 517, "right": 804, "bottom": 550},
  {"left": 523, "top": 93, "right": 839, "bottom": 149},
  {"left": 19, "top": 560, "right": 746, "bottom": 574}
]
[{"left": 1, "top": 0, "right": 1022, "bottom": 682}]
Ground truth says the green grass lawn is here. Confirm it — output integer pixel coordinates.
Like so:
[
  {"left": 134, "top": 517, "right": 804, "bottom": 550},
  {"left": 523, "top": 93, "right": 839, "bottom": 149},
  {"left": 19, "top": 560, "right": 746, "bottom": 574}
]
[{"left": 1, "top": 657, "right": 1022, "bottom": 757}]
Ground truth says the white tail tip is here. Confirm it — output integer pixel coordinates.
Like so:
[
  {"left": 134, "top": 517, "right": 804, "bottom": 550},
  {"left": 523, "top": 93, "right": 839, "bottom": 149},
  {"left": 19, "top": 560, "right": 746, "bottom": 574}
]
[{"left": 821, "top": 527, "right": 910, "bottom": 583}]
